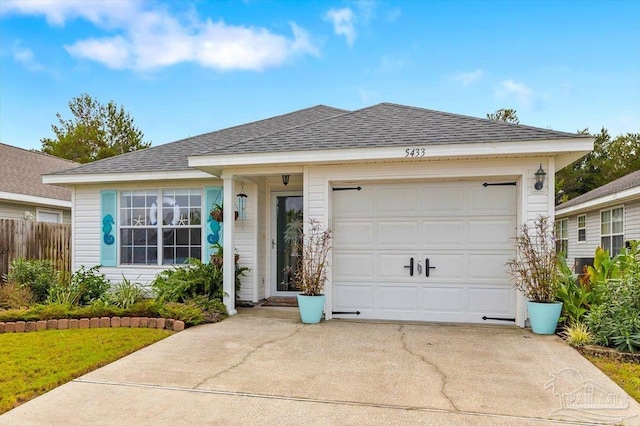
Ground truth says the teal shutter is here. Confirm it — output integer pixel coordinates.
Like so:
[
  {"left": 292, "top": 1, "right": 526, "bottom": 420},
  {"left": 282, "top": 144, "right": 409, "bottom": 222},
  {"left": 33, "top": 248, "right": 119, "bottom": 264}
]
[
  {"left": 100, "top": 190, "right": 117, "bottom": 267},
  {"left": 204, "top": 186, "right": 223, "bottom": 262}
]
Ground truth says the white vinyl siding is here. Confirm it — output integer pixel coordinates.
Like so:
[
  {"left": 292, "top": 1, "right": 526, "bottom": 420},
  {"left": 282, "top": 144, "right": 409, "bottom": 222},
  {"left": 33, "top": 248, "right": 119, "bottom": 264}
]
[{"left": 73, "top": 179, "right": 254, "bottom": 292}]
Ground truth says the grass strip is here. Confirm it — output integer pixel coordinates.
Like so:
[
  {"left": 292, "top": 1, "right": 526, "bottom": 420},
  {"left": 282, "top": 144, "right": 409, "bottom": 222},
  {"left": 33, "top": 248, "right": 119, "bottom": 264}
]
[
  {"left": 585, "top": 354, "right": 640, "bottom": 403},
  {"left": 0, "top": 328, "right": 172, "bottom": 414}
]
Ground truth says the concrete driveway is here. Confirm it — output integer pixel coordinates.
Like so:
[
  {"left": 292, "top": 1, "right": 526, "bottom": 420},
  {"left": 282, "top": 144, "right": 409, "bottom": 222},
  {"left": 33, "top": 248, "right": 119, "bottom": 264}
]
[{"left": 2, "top": 307, "right": 639, "bottom": 426}]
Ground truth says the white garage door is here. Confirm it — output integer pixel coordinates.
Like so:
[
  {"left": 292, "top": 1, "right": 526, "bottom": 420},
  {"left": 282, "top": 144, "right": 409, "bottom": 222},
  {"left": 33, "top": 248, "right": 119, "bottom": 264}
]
[{"left": 332, "top": 180, "right": 517, "bottom": 324}]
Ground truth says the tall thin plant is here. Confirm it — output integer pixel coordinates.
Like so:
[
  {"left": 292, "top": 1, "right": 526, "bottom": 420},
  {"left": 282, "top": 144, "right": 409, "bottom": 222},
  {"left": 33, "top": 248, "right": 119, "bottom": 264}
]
[
  {"left": 287, "top": 219, "right": 332, "bottom": 296},
  {"left": 507, "top": 215, "right": 559, "bottom": 303}
]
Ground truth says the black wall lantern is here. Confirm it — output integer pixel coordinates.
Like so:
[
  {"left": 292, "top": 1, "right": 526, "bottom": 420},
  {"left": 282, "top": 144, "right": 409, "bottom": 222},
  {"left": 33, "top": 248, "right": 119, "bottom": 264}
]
[
  {"left": 534, "top": 164, "right": 546, "bottom": 190},
  {"left": 282, "top": 175, "right": 290, "bottom": 186}
]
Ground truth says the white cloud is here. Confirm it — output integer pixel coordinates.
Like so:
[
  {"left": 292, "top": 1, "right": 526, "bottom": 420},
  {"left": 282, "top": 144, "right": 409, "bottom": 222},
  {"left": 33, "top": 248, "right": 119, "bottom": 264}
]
[
  {"left": 3, "top": 1, "right": 319, "bottom": 72},
  {"left": 452, "top": 69, "right": 484, "bottom": 86},
  {"left": 324, "top": 7, "right": 357, "bottom": 47},
  {"left": 11, "top": 42, "right": 44, "bottom": 72},
  {"left": 495, "top": 79, "right": 535, "bottom": 108}
]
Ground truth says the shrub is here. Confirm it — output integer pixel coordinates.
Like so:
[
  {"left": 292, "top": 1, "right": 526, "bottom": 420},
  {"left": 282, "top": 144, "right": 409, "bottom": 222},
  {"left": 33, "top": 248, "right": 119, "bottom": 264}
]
[
  {"left": 561, "top": 322, "right": 593, "bottom": 347},
  {"left": 122, "top": 300, "right": 162, "bottom": 317},
  {"left": 159, "top": 302, "right": 204, "bottom": 326},
  {"left": 152, "top": 259, "right": 224, "bottom": 303},
  {"left": 31, "top": 303, "right": 74, "bottom": 320},
  {"left": 190, "top": 295, "right": 228, "bottom": 323},
  {"left": 4, "top": 258, "right": 56, "bottom": 303},
  {"left": 556, "top": 255, "right": 596, "bottom": 325},
  {"left": 72, "top": 266, "right": 110, "bottom": 305},
  {"left": 0, "top": 282, "right": 34, "bottom": 309},
  {"left": 110, "top": 276, "right": 147, "bottom": 309}
]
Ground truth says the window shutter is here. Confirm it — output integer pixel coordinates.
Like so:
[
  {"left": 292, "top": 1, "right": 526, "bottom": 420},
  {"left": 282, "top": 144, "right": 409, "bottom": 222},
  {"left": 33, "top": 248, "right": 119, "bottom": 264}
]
[
  {"left": 100, "top": 190, "right": 117, "bottom": 267},
  {"left": 204, "top": 186, "right": 223, "bottom": 262}
]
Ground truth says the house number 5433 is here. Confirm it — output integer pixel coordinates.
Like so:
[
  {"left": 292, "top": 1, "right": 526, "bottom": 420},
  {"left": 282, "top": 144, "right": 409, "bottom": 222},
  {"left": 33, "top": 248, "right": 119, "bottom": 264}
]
[{"left": 405, "top": 148, "right": 426, "bottom": 157}]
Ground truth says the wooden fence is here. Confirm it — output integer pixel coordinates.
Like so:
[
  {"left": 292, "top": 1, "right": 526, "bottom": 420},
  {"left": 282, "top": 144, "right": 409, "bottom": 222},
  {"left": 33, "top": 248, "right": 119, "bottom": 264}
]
[{"left": 0, "top": 219, "right": 71, "bottom": 280}]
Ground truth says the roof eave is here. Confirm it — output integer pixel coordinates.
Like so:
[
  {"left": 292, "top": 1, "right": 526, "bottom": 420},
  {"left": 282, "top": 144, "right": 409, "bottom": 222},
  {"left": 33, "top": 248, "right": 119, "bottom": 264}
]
[
  {"left": 0, "top": 191, "right": 72, "bottom": 208},
  {"left": 189, "top": 138, "right": 594, "bottom": 169},
  {"left": 42, "top": 169, "right": 215, "bottom": 185},
  {"left": 556, "top": 186, "right": 640, "bottom": 216}
]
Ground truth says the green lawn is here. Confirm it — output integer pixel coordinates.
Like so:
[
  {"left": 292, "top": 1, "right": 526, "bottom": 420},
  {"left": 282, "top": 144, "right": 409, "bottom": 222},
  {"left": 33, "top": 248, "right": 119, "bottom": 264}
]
[
  {"left": 0, "top": 328, "right": 172, "bottom": 414},
  {"left": 585, "top": 354, "right": 640, "bottom": 403}
]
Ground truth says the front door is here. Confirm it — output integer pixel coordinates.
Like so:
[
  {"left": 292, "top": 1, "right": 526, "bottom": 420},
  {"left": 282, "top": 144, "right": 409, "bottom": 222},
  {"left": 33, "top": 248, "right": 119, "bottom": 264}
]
[{"left": 271, "top": 192, "right": 303, "bottom": 295}]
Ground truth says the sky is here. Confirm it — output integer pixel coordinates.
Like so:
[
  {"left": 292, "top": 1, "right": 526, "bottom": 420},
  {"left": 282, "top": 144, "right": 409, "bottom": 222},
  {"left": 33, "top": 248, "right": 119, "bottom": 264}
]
[{"left": 1, "top": 0, "right": 639, "bottom": 151}]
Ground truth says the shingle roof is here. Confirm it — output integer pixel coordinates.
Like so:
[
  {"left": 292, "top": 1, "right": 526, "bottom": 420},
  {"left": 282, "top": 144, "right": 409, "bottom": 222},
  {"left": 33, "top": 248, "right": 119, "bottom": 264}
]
[
  {"left": 556, "top": 170, "right": 640, "bottom": 211},
  {"left": 51, "top": 102, "right": 587, "bottom": 176},
  {"left": 203, "top": 102, "right": 584, "bottom": 156},
  {"left": 55, "top": 105, "right": 347, "bottom": 175},
  {"left": 0, "top": 143, "right": 78, "bottom": 201}
]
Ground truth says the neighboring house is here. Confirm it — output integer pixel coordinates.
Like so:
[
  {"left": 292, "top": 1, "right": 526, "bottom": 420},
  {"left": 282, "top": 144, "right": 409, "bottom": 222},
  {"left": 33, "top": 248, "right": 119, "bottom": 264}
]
[
  {"left": 555, "top": 170, "right": 640, "bottom": 272},
  {"left": 43, "top": 103, "right": 593, "bottom": 327},
  {"left": 0, "top": 143, "right": 78, "bottom": 223}
]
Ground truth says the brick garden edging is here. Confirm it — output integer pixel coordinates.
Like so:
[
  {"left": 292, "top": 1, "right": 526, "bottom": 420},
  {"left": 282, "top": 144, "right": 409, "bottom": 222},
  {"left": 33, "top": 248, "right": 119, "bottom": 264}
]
[{"left": 0, "top": 317, "right": 185, "bottom": 334}]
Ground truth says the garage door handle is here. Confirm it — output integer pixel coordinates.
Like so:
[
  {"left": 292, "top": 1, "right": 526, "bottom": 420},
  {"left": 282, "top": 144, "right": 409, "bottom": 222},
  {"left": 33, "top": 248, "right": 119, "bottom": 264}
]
[
  {"left": 404, "top": 257, "right": 414, "bottom": 276},
  {"left": 426, "top": 258, "right": 436, "bottom": 277}
]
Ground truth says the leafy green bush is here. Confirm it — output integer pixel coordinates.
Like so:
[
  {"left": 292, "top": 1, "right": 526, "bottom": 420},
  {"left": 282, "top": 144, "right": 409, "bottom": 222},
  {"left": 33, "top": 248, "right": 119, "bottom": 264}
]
[
  {"left": 110, "top": 276, "right": 147, "bottom": 309},
  {"left": 561, "top": 322, "right": 593, "bottom": 347},
  {"left": 122, "top": 300, "right": 162, "bottom": 317},
  {"left": 190, "top": 295, "right": 228, "bottom": 323},
  {"left": 0, "top": 282, "right": 34, "bottom": 309},
  {"left": 153, "top": 259, "right": 224, "bottom": 303},
  {"left": 159, "top": 302, "right": 204, "bottom": 326},
  {"left": 585, "top": 242, "right": 640, "bottom": 353},
  {"left": 4, "top": 258, "right": 56, "bottom": 303},
  {"left": 72, "top": 266, "right": 110, "bottom": 305},
  {"left": 556, "top": 255, "right": 597, "bottom": 325}
]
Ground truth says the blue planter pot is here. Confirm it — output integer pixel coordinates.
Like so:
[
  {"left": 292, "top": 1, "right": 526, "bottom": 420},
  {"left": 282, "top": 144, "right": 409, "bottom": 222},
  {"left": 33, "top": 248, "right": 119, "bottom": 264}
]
[
  {"left": 527, "top": 301, "right": 563, "bottom": 335},
  {"left": 297, "top": 294, "right": 326, "bottom": 324}
]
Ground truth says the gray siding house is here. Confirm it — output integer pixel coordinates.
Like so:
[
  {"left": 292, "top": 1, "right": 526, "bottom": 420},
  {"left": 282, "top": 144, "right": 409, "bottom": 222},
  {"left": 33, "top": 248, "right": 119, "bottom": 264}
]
[{"left": 555, "top": 170, "right": 640, "bottom": 271}]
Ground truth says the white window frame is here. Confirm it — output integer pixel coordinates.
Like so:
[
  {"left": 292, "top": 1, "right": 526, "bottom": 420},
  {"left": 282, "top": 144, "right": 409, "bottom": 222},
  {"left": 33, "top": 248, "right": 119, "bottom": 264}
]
[
  {"left": 600, "top": 206, "right": 624, "bottom": 255},
  {"left": 555, "top": 218, "right": 568, "bottom": 256},
  {"left": 577, "top": 214, "right": 586, "bottom": 243},
  {"left": 117, "top": 188, "right": 203, "bottom": 266},
  {"left": 36, "top": 208, "right": 62, "bottom": 223}
]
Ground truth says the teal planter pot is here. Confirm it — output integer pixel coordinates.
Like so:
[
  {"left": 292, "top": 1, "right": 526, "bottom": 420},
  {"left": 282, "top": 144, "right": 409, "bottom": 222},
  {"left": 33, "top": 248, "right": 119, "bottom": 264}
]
[
  {"left": 527, "top": 301, "right": 563, "bottom": 335},
  {"left": 297, "top": 294, "right": 326, "bottom": 324}
]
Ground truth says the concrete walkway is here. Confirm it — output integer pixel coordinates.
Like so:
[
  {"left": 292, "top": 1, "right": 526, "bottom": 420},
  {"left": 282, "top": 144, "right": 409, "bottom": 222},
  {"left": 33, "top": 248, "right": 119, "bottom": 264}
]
[{"left": 2, "top": 307, "right": 639, "bottom": 425}]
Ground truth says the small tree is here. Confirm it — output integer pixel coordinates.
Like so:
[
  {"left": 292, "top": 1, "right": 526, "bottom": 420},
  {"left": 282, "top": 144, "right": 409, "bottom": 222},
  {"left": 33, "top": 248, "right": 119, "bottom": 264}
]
[
  {"left": 41, "top": 94, "right": 150, "bottom": 163},
  {"left": 487, "top": 108, "right": 520, "bottom": 124}
]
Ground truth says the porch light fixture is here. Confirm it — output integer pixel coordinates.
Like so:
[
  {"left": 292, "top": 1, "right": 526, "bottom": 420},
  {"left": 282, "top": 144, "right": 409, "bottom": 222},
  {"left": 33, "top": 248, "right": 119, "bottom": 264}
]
[
  {"left": 237, "top": 183, "right": 248, "bottom": 220},
  {"left": 282, "top": 175, "right": 290, "bottom": 186},
  {"left": 534, "top": 164, "right": 546, "bottom": 191}
]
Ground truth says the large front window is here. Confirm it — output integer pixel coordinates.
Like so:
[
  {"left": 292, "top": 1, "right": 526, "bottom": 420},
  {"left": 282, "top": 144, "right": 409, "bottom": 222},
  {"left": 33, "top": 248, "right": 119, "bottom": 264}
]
[
  {"left": 601, "top": 207, "right": 624, "bottom": 255},
  {"left": 119, "top": 189, "right": 202, "bottom": 265}
]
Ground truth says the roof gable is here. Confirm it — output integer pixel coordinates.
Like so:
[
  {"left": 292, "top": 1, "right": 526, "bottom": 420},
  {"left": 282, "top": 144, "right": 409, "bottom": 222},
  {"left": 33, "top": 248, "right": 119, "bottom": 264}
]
[{"left": 0, "top": 143, "right": 78, "bottom": 201}]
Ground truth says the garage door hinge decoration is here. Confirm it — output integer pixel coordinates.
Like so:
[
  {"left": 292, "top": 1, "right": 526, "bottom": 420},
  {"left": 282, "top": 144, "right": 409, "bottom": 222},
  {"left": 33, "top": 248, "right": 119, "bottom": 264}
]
[
  {"left": 332, "top": 311, "right": 361, "bottom": 315},
  {"left": 332, "top": 186, "right": 362, "bottom": 191},
  {"left": 482, "top": 316, "right": 515, "bottom": 322},
  {"left": 482, "top": 182, "right": 516, "bottom": 187}
]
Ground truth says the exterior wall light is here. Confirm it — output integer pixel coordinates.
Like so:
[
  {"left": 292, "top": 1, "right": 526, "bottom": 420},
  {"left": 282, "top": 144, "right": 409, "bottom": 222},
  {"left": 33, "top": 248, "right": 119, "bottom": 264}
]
[
  {"left": 534, "top": 164, "right": 546, "bottom": 190},
  {"left": 282, "top": 175, "right": 290, "bottom": 186}
]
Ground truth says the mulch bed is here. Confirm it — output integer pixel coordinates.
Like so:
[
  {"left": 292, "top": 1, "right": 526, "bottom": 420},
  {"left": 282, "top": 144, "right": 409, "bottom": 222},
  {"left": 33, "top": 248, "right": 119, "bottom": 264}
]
[
  {"left": 575, "top": 345, "right": 640, "bottom": 364},
  {"left": 260, "top": 297, "right": 298, "bottom": 307}
]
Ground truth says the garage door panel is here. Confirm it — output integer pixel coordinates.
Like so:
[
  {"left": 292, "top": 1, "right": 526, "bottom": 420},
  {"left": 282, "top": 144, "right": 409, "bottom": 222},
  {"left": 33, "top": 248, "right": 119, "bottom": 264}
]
[
  {"left": 378, "top": 221, "right": 418, "bottom": 246},
  {"left": 422, "top": 287, "right": 465, "bottom": 312},
  {"left": 419, "top": 254, "right": 465, "bottom": 279},
  {"left": 332, "top": 189, "right": 374, "bottom": 217},
  {"left": 422, "top": 221, "right": 464, "bottom": 246},
  {"left": 469, "top": 219, "right": 515, "bottom": 245},
  {"left": 378, "top": 254, "right": 417, "bottom": 279},
  {"left": 468, "top": 254, "right": 511, "bottom": 280},
  {"left": 422, "top": 187, "right": 465, "bottom": 214},
  {"left": 469, "top": 186, "right": 517, "bottom": 215},
  {"left": 333, "top": 253, "right": 374, "bottom": 280},
  {"left": 378, "top": 188, "right": 418, "bottom": 215},
  {"left": 468, "top": 288, "right": 515, "bottom": 315},
  {"left": 333, "top": 221, "right": 373, "bottom": 247},
  {"left": 334, "top": 285, "right": 373, "bottom": 309},
  {"left": 376, "top": 286, "right": 419, "bottom": 311}
]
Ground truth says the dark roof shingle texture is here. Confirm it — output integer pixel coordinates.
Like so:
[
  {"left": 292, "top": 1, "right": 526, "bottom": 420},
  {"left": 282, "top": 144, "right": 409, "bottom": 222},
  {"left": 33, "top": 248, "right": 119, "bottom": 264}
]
[
  {"left": 0, "top": 143, "right": 78, "bottom": 201},
  {"left": 52, "top": 103, "right": 586, "bottom": 176},
  {"left": 556, "top": 170, "right": 640, "bottom": 210}
]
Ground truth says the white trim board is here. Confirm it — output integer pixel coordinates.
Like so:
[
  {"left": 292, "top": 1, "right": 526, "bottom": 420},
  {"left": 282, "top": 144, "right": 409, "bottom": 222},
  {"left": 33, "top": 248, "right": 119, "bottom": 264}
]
[{"left": 0, "top": 191, "right": 71, "bottom": 208}]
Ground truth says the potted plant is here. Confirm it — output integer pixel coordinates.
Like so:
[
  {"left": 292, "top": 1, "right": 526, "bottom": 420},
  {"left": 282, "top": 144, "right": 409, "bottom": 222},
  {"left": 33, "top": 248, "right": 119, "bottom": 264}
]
[
  {"left": 507, "top": 215, "right": 563, "bottom": 334},
  {"left": 286, "top": 219, "right": 332, "bottom": 324},
  {"left": 210, "top": 203, "right": 238, "bottom": 222}
]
